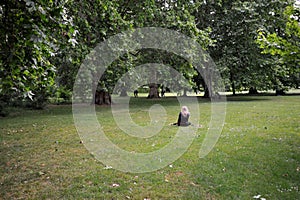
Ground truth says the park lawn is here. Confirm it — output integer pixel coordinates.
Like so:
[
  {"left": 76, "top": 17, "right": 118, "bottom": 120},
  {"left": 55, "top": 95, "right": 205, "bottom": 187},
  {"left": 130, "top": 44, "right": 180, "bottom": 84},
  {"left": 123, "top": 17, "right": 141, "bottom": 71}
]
[{"left": 0, "top": 95, "right": 299, "bottom": 199}]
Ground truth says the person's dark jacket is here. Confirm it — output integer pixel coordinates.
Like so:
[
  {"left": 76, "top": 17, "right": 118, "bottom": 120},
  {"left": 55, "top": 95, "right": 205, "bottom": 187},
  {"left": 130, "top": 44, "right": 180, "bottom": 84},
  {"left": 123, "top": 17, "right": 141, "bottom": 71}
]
[{"left": 177, "top": 112, "right": 190, "bottom": 126}]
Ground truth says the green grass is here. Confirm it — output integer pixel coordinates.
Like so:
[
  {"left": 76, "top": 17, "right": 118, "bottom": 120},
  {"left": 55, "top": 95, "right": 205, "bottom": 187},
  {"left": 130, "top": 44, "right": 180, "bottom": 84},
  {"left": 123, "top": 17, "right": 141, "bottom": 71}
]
[{"left": 1, "top": 95, "right": 299, "bottom": 199}]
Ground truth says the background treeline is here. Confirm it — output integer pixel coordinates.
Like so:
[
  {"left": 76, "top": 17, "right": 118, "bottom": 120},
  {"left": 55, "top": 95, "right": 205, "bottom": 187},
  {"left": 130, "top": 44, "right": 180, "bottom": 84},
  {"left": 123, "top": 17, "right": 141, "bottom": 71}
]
[{"left": 0, "top": 0, "right": 299, "bottom": 111}]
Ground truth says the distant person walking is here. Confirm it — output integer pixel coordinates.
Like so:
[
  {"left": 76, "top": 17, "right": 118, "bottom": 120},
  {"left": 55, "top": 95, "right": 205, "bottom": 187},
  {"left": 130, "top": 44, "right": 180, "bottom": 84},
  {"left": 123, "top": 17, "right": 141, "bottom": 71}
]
[{"left": 134, "top": 90, "right": 138, "bottom": 98}]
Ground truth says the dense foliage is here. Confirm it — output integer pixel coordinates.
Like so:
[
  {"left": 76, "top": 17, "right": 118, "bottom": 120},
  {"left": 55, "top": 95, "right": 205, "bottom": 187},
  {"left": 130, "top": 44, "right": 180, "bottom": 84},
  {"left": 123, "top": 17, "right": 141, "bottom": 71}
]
[
  {"left": 0, "top": 0, "right": 299, "bottom": 110},
  {"left": 0, "top": 0, "right": 75, "bottom": 108}
]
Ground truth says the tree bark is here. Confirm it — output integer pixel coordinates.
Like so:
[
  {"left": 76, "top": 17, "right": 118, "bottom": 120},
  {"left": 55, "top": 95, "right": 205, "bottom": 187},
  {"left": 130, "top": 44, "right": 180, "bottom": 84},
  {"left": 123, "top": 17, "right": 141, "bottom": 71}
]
[
  {"left": 249, "top": 87, "right": 258, "bottom": 94},
  {"left": 203, "top": 71, "right": 212, "bottom": 98},
  {"left": 120, "top": 88, "right": 128, "bottom": 97},
  {"left": 148, "top": 83, "right": 159, "bottom": 98},
  {"left": 203, "top": 86, "right": 210, "bottom": 98},
  {"left": 95, "top": 90, "right": 111, "bottom": 105},
  {"left": 230, "top": 72, "right": 236, "bottom": 96},
  {"left": 275, "top": 89, "right": 285, "bottom": 96},
  {"left": 183, "top": 89, "right": 188, "bottom": 96}
]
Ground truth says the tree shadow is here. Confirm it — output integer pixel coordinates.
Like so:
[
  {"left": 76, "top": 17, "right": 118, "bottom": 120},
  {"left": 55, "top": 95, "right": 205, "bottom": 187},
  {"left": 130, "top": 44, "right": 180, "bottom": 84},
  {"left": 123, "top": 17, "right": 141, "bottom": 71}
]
[{"left": 226, "top": 96, "right": 271, "bottom": 102}]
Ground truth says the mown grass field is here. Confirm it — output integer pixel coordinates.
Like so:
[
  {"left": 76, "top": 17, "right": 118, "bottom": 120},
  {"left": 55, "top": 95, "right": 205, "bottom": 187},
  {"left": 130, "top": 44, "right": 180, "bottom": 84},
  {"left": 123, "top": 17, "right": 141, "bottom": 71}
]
[{"left": 1, "top": 95, "right": 299, "bottom": 199}]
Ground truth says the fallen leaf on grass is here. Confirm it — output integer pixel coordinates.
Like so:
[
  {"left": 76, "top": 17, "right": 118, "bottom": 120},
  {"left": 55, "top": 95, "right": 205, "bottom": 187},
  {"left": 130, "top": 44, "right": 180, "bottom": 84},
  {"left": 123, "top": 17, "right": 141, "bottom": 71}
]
[
  {"left": 164, "top": 177, "right": 169, "bottom": 182},
  {"left": 253, "top": 194, "right": 266, "bottom": 200},
  {"left": 104, "top": 166, "right": 113, "bottom": 169},
  {"left": 112, "top": 183, "right": 120, "bottom": 187},
  {"left": 38, "top": 171, "right": 45, "bottom": 176},
  {"left": 190, "top": 181, "right": 199, "bottom": 186},
  {"left": 282, "top": 173, "right": 289, "bottom": 177},
  {"left": 87, "top": 181, "right": 93, "bottom": 185},
  {"left": 175, "top": 171, "right": 184, "bottom": 176}
]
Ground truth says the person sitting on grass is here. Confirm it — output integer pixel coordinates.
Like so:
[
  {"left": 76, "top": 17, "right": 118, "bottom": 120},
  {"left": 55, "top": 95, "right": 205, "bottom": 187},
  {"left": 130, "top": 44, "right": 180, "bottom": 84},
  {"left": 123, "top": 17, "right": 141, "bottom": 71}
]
[
  {"left": 172, "top": 106, "right": 191, "bottom": 126},
  {"left": 171, "top": 106, "right": 202, "bottom": 128}
]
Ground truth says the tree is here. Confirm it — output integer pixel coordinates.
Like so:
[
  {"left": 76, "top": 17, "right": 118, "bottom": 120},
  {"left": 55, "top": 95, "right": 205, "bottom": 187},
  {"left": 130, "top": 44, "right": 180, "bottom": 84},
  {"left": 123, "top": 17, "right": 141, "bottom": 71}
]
[
  {"left": 5, "top": 0, "right": 297, "bottom": 111},
  {"left": 114, "top": 0, "right": 214, "bottom": 98},
  {"left": 257, "top": 4, "right": 300, "bottom": 93},
  {"left": 0, "top": 0, "right": 75, "bottom": 108},
  {"left": 59, "top": 0, "right": 129, "bottom": 104},
  {"left": 194, "top": 0, "right": 296, "bottom": 95},
  {"left": 23, "top": 0, "right": 214, "bottom": 102}
]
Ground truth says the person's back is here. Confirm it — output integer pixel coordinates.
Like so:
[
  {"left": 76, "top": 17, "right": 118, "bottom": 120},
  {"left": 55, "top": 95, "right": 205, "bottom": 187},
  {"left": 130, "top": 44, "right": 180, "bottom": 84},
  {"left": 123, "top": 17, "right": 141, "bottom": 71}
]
[
  {"left": 171, "top": 106, "right": 202, "bottom": 128},
  {"left": 176, "top": 106, "right": 191, "bottom": 126},
  {"left": 177, "top": 112, "right": 190, "bottom": 126}
]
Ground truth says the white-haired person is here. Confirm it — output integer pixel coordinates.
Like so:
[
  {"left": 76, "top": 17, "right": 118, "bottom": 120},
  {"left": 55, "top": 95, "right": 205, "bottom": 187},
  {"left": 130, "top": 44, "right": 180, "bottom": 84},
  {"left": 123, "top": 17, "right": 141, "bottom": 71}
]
[{"left": 172, "top": 106, "right": 191, "bottom": 126}]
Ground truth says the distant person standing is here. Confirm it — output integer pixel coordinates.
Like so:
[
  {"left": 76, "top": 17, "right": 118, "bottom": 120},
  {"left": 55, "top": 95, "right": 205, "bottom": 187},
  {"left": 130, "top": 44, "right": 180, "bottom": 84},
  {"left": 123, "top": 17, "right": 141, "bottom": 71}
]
[
  {"left": 161, "top": 89, "right": 165, "bottom": 97},
  {"left": 134, "top": 90, "right": 138, "bottom": 97}
]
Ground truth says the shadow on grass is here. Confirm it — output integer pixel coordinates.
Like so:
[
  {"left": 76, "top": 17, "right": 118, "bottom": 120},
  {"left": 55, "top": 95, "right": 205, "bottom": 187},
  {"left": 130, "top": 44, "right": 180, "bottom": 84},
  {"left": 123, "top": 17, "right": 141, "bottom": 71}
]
[
  {"left": 226, "top": 96, "right": 271, "bottom": 102},
  {"left": 226, "top": 92, "right": 300, "bottom": 102}
]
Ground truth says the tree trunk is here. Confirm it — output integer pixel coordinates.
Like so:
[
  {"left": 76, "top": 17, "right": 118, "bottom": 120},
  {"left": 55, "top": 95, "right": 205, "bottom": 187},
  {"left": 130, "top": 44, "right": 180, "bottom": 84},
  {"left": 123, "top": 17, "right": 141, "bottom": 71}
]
[
  {"left": 202, "top": 72, "right": 212, "bottom": 98},
  {"left": 183, "top": 89, "right": 188, "bottom": 96},
  {"left": 203, "top": 86, "right": 210, "bottom": 98},
  {"left": 275, "top": 89, "right": 285, "bottom": 96},
  {"left": 91, "top": 73, "right": 98, "bottom": 105},
  {"left": 148, "top": 83, "right": 159, "bottom": 98},
  {"left": 120, "top": 88, "right": 128, "bottom": 97},
  {"left": 95, "top": 90, "right": 111, "bottom": 105},
  {"left": 230, "top": 72, "right": 236, "bottom": 96},
  {"left": 202, "top": 68, "right": 213, "bottom": 98},
  {"left": 249, "top": 87, "right": 258, "bottom": 94}
]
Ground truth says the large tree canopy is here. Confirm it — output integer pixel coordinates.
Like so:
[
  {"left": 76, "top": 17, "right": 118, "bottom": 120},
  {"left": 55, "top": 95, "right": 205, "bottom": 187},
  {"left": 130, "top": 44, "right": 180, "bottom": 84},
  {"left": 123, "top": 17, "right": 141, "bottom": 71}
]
[
  {"left": 0, "top": 0, "right": 77, "bottom": 107},
  {"left": 0, "top": 0, "right": 82, "bottom": 109},
  {"left": 257, "top": 5, "right": 300, "bottom": 91},
  {"left": 195, "top": 0, "right": 298, "bottom": 94},
  {"left": 68, "top": 0, "right": 214, "bottom": 100},
  {"left": 1, "top": 0, "right": 299, "bottom": 110}
]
